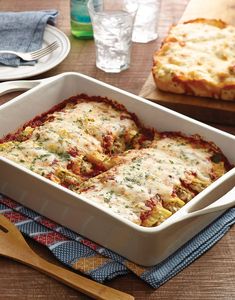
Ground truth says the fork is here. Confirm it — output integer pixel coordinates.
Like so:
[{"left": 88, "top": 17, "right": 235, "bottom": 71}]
[
  {"left": 0, "top": 214, "right": 134, "bottom": 300},
  {"left": 0, "top": 41, "right": 59, "bottom": 61}
]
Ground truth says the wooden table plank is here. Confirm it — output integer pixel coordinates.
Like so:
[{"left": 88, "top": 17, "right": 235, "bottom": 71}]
[{"left": 0, "top": 0, "right": 234, "bottom": 299}]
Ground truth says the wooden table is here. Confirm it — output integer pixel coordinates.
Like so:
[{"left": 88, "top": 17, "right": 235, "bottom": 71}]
[{"left": 0, "top": 0, "right": 234, "bottom": 299}]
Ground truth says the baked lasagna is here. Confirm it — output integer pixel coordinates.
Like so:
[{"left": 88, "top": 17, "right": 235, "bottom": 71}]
[
  {"left": 152, "top": 19, "right": 235, "bottom": 101},
  {"left": 0, "top": 94, "right": 232, "bottom": 226},
  {"left": 78, "top": 132, "right": 231, "bottom": 226},
  {"left": 0, "top": 95, "right": 144, "bottom": 188}
]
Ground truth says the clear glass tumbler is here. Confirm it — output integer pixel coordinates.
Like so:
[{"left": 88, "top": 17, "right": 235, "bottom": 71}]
[
  {"left": 132, "top": 0, "right": 161, "bottom": 43},
  {"left": 87, "top": 0, "right": 138, "bottom": 73}
]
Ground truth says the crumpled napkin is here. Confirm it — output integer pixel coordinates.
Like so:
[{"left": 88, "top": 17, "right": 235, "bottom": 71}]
[
  {"left": 0, "top": 194, "right": 234, "bottom": 288},
  {"left": 0, "top": 10, "right": 58, "bottom": 67}
]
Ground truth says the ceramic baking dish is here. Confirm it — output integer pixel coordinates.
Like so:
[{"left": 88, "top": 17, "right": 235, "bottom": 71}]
[{"left": 0, "top": 72, "right": 234, "bottom": 266}]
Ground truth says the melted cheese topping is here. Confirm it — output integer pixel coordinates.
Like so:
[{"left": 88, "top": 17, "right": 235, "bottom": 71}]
[
  {"left": 0, "top": 99, "right": 139, "bottom": 181},
  {"left": 0, "top": 140, "right": 64, "bottom": 176},
  {"left": 78, "top": 137, "right": 215, "bottom": 225},
  {"left": 150, "top": 137, "right": 212, "bottom": 181},
  {"left": 154, "top": 20, "right": 235, "bottom": 86},
  {"left": 55, "top": 102, "right": 137, "bottom": 139},
  {"left": 32, "top": 118, "right": 103, "bottom": 155}
]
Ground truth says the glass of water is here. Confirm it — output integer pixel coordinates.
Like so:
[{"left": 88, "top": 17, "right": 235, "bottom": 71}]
[
  {"left": 132, "top": 0, "right": 161, "bottom": 43},
  {"left": 87, "top": 0, "right": 138, "bottom": 73}
]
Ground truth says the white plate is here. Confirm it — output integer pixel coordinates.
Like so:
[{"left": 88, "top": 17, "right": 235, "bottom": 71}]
[{"left": 0, "top": 25, "right": 71, "bottom": 81}]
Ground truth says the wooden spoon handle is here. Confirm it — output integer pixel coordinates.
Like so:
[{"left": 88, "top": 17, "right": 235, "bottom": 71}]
[{"left": 17, "top": 252, "right": 134, "bottom": 300}]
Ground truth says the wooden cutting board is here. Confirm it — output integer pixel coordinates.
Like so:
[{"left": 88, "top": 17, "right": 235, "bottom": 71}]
[{"left": 139, "top": 0, "right": 235, "bottom": 126}]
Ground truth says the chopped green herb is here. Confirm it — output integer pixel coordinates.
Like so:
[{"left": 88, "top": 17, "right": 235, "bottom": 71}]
[
  {"left": 58, "top": 152, "right": 71, "bottom": 160},
  {"left": 211, "top": 153, "right": 222, "bottom": 163},
  {"left": 103, "top": 190, "right": 114, "bottom": 203},
  {"left": 38, "top": 153, "right": 51, "bottom": 160}
]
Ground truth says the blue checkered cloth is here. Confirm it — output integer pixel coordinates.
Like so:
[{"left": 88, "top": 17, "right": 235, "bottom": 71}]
[
  {"left": 0, "top": 195, "right": 234, "bottom": 288},
  {"left": 0, "top": 10, "right": 58, "bottom": 66}
]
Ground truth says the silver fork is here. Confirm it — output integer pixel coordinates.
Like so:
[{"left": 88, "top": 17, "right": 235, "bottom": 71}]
[{"left": 0, "top": 41, "right": 59, "bottom": 61}]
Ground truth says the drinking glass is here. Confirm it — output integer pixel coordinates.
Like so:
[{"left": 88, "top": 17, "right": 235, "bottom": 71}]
[
  {"left": 87, "top": 0, "right": 138, "bottom": 73},
  {"left": 132, "top": 0, "right": 161, "bottom": 43}
]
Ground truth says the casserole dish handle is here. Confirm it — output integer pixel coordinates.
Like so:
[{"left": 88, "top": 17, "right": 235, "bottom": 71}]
[
  {"left": 172, "top": 186, "right": 235, "bottom": 224},
  {"left": 0, "top": 76, "right": 59, "bottom": 96}
]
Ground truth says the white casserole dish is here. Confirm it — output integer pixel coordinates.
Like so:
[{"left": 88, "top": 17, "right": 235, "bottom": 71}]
[{"left": 0, "top": 72, "right": 234, "bottom": 267}]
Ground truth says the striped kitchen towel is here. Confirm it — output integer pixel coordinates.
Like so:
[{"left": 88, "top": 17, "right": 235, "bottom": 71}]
[{"left": 0, "top": 194, "right": 234, "bottom": 288}]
